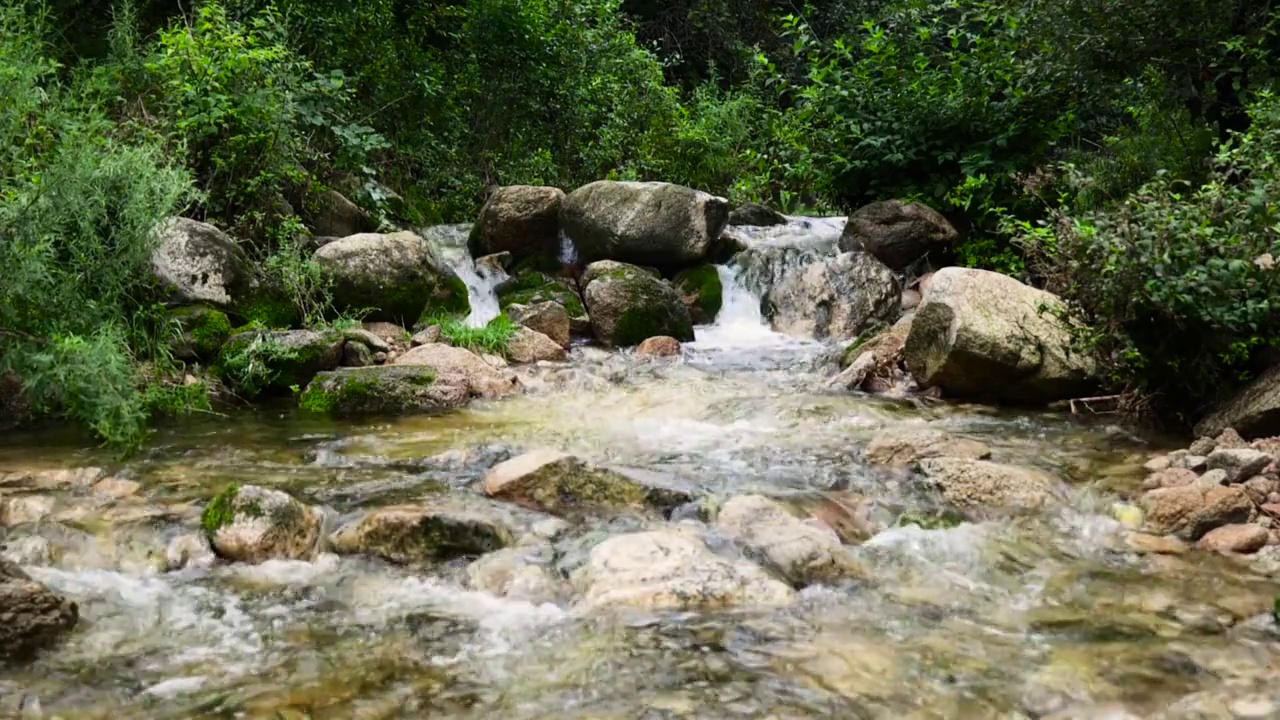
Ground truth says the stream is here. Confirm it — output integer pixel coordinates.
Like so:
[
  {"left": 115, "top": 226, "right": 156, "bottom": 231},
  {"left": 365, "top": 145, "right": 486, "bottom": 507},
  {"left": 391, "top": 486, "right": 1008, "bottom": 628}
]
[{"left": 3, "top": 247, "right": 1280, "bottom": 719}]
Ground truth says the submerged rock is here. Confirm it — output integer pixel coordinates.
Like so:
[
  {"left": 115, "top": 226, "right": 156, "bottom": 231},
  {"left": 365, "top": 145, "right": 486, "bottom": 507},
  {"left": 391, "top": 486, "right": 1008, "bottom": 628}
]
[
  {"left": 1195, "top": 365, "right": 1280, "bottom": 439},
  {"left": 469, "top": 185, "right": 565, "bottom": 264},
  {"left": 904, "top": 267, "right": 1097, "bottom": 403},
  {"left": 714, "top": 495, "right": 858, "bottom": 586},
  {"left": 561, "top": 181, "right": 729, "bottom": 267},
  {"left": 581, "top": 261, "right": 694, "bottom": 347},
  {"left": 764, "top": 251, "right": 900, "bottom": 341},
  {"left": 0, "top": 558, "right": 78, "bottom": 661},
  {"left": 838, "top": 199, "right": 959, "bottom": 270},
  {"left": 571, "top": 529, "right": 794, "bottom": 611},
  {"left": 300, "top": 365, "right": 469, "bottom": 416},
  {"left": 329, "top": 505, "right": 514, "bottom": 564},
  {"left": 483, "top": 449, "right": 691, "bottom": 516},
  {"left": 151, "top": 217, "right": 251, "bottom": 309},
  {"left": 394, "top": 343, "right": 522, "bottom": 398},
  {"left": 467, "top": 545, "right": 561, "bottom": 603},
  {"left": 915, "top": 458, "right": 1061, "bottom": 517},
  {"left": 314, "top": 231, "right": 467, "bottom": 324},
  {"left": 864, "top": 428, "right": 992, "bottom": 467},
  {"left": 636, "top": 336, "right": 682, "bottom": 357},
  {"left": 505, "top": 327, "right": 567, "bottom": 364},
  {"left": 219, "top": 329, "right": 344, "bottom": 393},
  {"left": 201, "top": 485, "right": 323, "bottom": 564},
  {"left": 506, "top": 301, "right": 571, "bottom": 349},
  {"left": 1140, "top": 485, "right": 1254, "bottom": 541}
]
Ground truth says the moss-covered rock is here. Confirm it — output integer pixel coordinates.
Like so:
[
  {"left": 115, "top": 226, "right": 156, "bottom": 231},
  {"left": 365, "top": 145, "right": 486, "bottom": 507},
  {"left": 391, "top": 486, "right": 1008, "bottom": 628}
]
[
  {"left": 313, "top": 231, "right": 468, "bottom": 324},
  {"left": 483, "top": 449, "right": 692, "bottom": 516},
  {"left": 201, "top": 484, "right": 323, "bottom": 564},
  {"left": 168, "top": 305, "right": 232, "bottom": 359},
  {"left": 218, "top": 329, "right": 343, "bottom": 394},
  {"left": 299, "top": 365, "right": 468, "bottom": 416},
  {"left": 581, "top": 261, "right": 694, "bottom": 347},
  {"left": 673, "top": 265, "right": 723, "bottom": 324},
  {"left": 236, "top": 290, "right": 301, "bottom": 329},
  {"left": 496, "top": 271, "right": 586, "bottom": 320},
  {"left": 329, "top": 505, "right": 515, "bottom": 564}
]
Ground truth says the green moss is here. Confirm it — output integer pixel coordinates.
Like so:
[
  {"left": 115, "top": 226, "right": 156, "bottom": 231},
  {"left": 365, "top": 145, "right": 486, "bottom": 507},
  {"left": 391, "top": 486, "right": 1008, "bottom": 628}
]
[
  {"left": 299, "top": 385, "right": 339, "bottom": 413},
  {"left": 190, "top": 308, "right": 233, "bottom": 354},
  {"left": 614, "top": 308, "right": 666, "bottom": 347},
  {"left": 498, "top": 271, "right": 586, "bottom": 318},
  {"left": 201, "top": 484, "right": 241, "bottom": 537},
  {"left": 299, "top": 367, "right": 440, "bottom": 415},
  {"left": 674, "top": 265, "right": 723, "bottom": 322},
  {"left": 238, "top": 293, "right": 299, "bottom": 329}
]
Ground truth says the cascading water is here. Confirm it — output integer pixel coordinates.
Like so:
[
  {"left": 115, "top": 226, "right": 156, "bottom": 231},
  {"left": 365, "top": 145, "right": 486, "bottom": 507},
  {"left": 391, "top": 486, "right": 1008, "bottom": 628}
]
[
  {"left": 422, "top": 224, "right": 505, "bottom": 328},
  {"left": 690, "top": 265, "right": 793, "bottom": 351}
]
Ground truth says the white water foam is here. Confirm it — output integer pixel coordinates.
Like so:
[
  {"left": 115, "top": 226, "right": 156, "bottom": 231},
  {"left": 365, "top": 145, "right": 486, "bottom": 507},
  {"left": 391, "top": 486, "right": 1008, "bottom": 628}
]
[
  {"left": 691, "top": 265, "right": 794, "bottom": 350},
  {"left": 423, "top": 223, "right": 505, "bottom": 328}
]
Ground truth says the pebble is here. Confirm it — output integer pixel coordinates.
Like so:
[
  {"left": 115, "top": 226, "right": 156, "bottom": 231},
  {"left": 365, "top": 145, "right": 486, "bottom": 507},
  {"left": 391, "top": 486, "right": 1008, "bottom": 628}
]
[{"left": 1230, "top": 695, "right": 1278, "bottom": 719}]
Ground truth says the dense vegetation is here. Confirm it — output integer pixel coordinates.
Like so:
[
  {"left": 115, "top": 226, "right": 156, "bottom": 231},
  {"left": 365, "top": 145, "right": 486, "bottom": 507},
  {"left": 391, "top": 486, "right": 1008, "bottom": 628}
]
[{"left": 2, "top": 0, "right": 1279, "bottom": 443}]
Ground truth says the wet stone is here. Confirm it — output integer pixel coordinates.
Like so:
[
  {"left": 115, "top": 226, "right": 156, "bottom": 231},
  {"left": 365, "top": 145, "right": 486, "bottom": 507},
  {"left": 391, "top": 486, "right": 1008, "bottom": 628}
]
[
  {"left": 483, "top": 449, "right": 692, "bottom": 516},
  {"left": 1205, "top": 448, "right": 1272, "bottom": 483},
  {"left": 328, "top": 505, "right": 515, "bottom": 564},
  {"left": 1198, "top": 524, "right": 1269, "bottom": 555},
  {"left": 714, "top": 494, "right": 858, "bottom": 586},
  {"left": 202, "top": 485, "right": 323, "bottom": 564}
]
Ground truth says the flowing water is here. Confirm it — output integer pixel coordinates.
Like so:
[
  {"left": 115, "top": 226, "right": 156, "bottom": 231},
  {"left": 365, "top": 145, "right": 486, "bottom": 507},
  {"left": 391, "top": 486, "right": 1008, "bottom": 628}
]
[
  {"left": 5, "top": 250, "right": 1280, "bottom": 718},
  {"left": 424, "top": 224, "right": 504, "bottom": 328}
]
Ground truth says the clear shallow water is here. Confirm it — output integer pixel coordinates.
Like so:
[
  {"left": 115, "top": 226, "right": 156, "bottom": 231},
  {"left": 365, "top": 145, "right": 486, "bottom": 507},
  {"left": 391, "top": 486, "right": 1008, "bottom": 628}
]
[{"left": 3, "top": 310, "right": 1280, "bottom": 718}]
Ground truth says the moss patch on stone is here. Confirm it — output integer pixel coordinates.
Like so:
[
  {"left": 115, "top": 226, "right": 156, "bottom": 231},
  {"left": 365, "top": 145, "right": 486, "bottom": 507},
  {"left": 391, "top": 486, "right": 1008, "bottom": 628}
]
[
  {"left": 674, "top": 265, "right": 723, "bottom": 322},
  {"left": 299, "top": 366, "right": 445, "bottom": 416},
  {"left": 237, "top": 293, "right": 300, "bottom": 330},
  {"left": 498, "top": 271, "right": 586, "bottom": 318},
  {"left": 201, "top": 484, "right": 241, "bottom": 537}
]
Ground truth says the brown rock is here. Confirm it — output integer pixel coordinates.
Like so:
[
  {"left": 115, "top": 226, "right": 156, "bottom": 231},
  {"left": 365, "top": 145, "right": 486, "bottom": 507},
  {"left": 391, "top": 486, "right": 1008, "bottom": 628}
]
[
  {"left": 1215, "top": 428, "right": 1250, "bottom": 450},
  {"left": 395, "top": 343, "right": 522, "bottom": 398},
  {"left": 1198, "top": 524, "right": 1270, "bottom": 554},
  {"left": 1142, "top": 468, "right": 1198, "bottom": 490},
  {"left": 1260, "top": 502, "right": 1280, "bottom": 519},
  {"left": 469, "top": 186, "right": 565, "bottom": 263},
  {"left": 505, "top": 327, "right": 567, "bottom": 364},
  {"left": 636, "top": 336, "right": 682, "bottom": 357},
  {"left": 506, "top": 301, "right": 571, "bottom": 349},
  {"left": 362, "top": 321, "right": 410, "bottom": 346},
  {"left": 0, "top": 559, "right": 78, "bottom": 661},
  {"left": 1242, "top": 476, "right": 1280, "bottom": 505},
  {"left": 864, "top": 428, "right": 991, "bottom": 467},
  {"left": 92, "top": 478, "right": 141, "bottom": 499},
  {"left": 1124, "top": 532, "right": 1188, "bottom": 555},
  {"left": 1139, "top": 485, "right": 1255, "bottom": 541},
  {"left": 915, "top": 458, "right": 1061, "bottom": 518},
  {"left": 483, "top": 450, "right": 690, "bottom": 516}
]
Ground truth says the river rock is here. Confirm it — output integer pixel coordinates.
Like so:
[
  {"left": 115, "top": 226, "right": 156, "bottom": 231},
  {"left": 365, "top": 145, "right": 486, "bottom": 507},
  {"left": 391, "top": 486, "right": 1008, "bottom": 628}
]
[
  {"left": 571, "top": 529, "right": 795, "bottom": 611},
  {"left": 832, "top": 317, "right": 914, "bottom": 394},
  {"left": 728, "top": 202, "right": 787, "bottom": 227},
  {"left": 636, "top": 336, "right": 682, "bottom": 357},
  {"left": 673, "top": 265, "right": 723, "bottom": 324},
  {"left": 764, "top": 252, "right": 900, "bottom": 341},
  {"left": 467, "top": 545, "right": 561, "bottom": 603},
  {"left": 168, "top": 305, "right": 233, "bottom": 360},
  {"left": 164, "top": 532, "right": 216, "bottom": 571},
  {"left": 561, "top": 181, "right": 729, "bottom": 267},
  {"left": 904, "top": 267, "right": 1097, "bottom": 403},
  {"left": 314, "top": 231, "right": 467, "bottom": 324},
  {"left": 308, "top": 190, "right": 376, "bottom": 238},
  {"left": 219, "top": 329, "right": 344, "bottom": 392},
  {"left": 1196, "top": 365, "right": 1280, "bottom": 439},
  {"left": 915, "top": 458, "right": 1061, "bottom": 517},
  {"left": 201, "top": 485, "right": 322, "bottom": 564},
  {"left": 582, "top": 261, "right": 694, "bottom": 347},
  {"left": 150, "top": 217, "right": 250, "bottom": 309},
  {"left": 0, "top": 559, "right": 78, "bottom": 661},
  {"left": 1198, "top": 523, "right": 1269, "bottom": 554},
  {"left": 329, "top": 505, "right": 514, "bottom": 564},
  {"left": 483, "top": 449, "right": 691, "bottom": 516},
  {"left": 300, "top": 365, "right": 470, "bottom": 415},
  {"left": 1142, "top": 468, "right": 1199, "bottom": 490},
  {"left": 506, "top": 301, "right": 571, "bottom": 349},
  {"left": 864, "top": 428, "right": 992, "bottom": 467},
  {"left": 505, "top": 327, "right": 567, "bottom": 364},
  {"left": 715, "top": 495, "right": 856, "bottom": 586},
  {"left": 341, "top": 341, "right": 375, "bottom": 367},
  {"left": 468, "top": 185, "right": 565, "bottom": 264},
  {"left": 1205, "top": 447, "right": 1272, "bottom": 483},
  {"left": 395, "top": 343, "right": 522, "bottom": 398},
  {"left": 838, "top": 200, "right": 959, "bottom": 271},
  {"left": 1139, "top": 485, "right": 1254, "bottom": 541}
]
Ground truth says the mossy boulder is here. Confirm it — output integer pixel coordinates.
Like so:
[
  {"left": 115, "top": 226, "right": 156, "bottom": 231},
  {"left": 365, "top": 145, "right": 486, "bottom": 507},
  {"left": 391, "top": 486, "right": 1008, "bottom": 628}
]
[
  {"left": 329, "top": 505, "right": 515, "bottom": 564},
  {"left": 299, "top": 365, "right": 469, "bottom": 416},
  {"left": 673, "top": 265, "right": 723, "bottom": 324},
  {"left": 483, "top": 449, "right": 692, "bottom": 516},
  {"left": 306, "top": 189, "right": 376, "bottom": 238},
  {"left": 201, "top": 484, "right": 323, "bottom": 564},
  {"left": 235, "top": 288, "right": 301, "bottom": 329},
  {"left": 581, "top": 261, "right": 694, "bottom": 347},
  {"left": 496, "top": 271, "right": 586, "bottom": 320},
  {"left": 313, "top": 231, "right": 469, "bottom": 324},
  {"left": 394, "top": 343, "right": 522, "bottom": 398},
  {"left": 218, "top": 329, "right": 343, "bottom": 393},
  {"left": 168, "top": 305, "right": 232, "bottom": 360}
]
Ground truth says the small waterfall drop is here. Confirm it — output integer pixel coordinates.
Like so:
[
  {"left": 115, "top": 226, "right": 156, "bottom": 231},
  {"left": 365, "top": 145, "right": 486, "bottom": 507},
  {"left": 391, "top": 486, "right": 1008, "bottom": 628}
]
[
  {"left": 691, "top": 265, "right": 788, "bottom": 349},
  {"left": 558, "top": 231, "right": 578, "bottom": 267},
  {"left": 422, "top": 223, "right": 505, "bottom": 328}
]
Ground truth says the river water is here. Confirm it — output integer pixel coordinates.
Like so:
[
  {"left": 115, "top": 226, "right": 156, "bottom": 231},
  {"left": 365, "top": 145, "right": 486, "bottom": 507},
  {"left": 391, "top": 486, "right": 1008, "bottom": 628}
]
[{"left": 3, "top": 252, "right": 1280, "bottom": 719}]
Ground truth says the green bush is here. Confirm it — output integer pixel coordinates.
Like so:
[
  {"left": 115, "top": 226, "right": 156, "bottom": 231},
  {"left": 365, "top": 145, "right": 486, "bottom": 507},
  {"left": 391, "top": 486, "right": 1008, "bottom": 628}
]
[{"left": 1017, "top": 93, "right": 1280, "bottom": 421}]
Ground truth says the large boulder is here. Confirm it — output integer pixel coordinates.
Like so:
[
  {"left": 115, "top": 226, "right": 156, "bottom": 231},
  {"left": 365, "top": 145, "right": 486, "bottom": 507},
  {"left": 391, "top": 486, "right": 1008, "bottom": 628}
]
[
  {"left": 0, "top": 559, "right": 77, "bottom": 661},
  {"left": 483, "top": 449, "right": 691, "bottom": 516},
  {"left": 307, "top": 190, "right": 376, "bottom": 238},
  {"left": 201, "top": 485, "right": 323, "bottom": 564},
  {"left": 838, "top": 200, "right": 959, "bottom": 270},
  {"left": 299, "top": 366, "right": 470, "bottom": 415},
  {"left": 1196, "top": 365, "right": 1280, "bottom": 439},
  {"left": 394, "top": 343, "right": 522, "bottom": 398},
  {"left": 219, "top": 329, "right": 343, "bottom": 393},
  {"left": 763, "top": 252, "right": 900, "bottom": 341},
  {"left": 714, "top": 495, "right": 856, "bottom": 586},
  {"left": 904, "top": 267, "right": 1097, "bottom": 403},
  {"left": 864, "top": 428, "right": 992, "bottom": 467},
  {"left": 728, "top": 202, "right": 787, "bottom": 227},
  {"left": 468, "top": 186, "right": 565, "bottom": 264},
  {"left": 915, "top": 458, "right": 1062, "bottom": 518},
  {"left": 151, "top": 217, "right": 250, "bottom": 309},
  {"left": 561, "top": 181, "right": 729, "bottom": 267},
  {"left": 329, "top": 505, "right": 514, "bottom": 564},
  {"left": 571, "top": 529, "right": 794, "bottom": 611},
  {"left": 582, "top": 261, "right": 694, "bottom": 347},
  {"left": 1139, "top": 485, "right": 1254, "bottom": 541},
  {"left": 313, "top": 231, "right": 467, "bottom": 324},
  {"left": 506, "top": 301, "right": 571, "bottom": 349}
]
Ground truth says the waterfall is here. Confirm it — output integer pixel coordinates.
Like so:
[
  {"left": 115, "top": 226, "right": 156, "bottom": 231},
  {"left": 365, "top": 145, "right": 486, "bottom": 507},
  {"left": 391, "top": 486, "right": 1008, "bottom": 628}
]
[
  {"left": 712, "top": 264, "right": 767, "bottom": 329},
  {"left": 422, "top": 223, "right": 505, "bottom": 328},
  {"left": 558, "top": 231, "right": 579, "bottom": 267}
]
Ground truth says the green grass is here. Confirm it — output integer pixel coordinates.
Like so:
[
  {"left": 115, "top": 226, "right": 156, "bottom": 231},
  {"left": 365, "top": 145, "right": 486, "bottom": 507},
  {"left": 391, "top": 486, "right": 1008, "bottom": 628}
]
[{"left": 422, "top": 312, "right": 518, "bottom": 356}]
